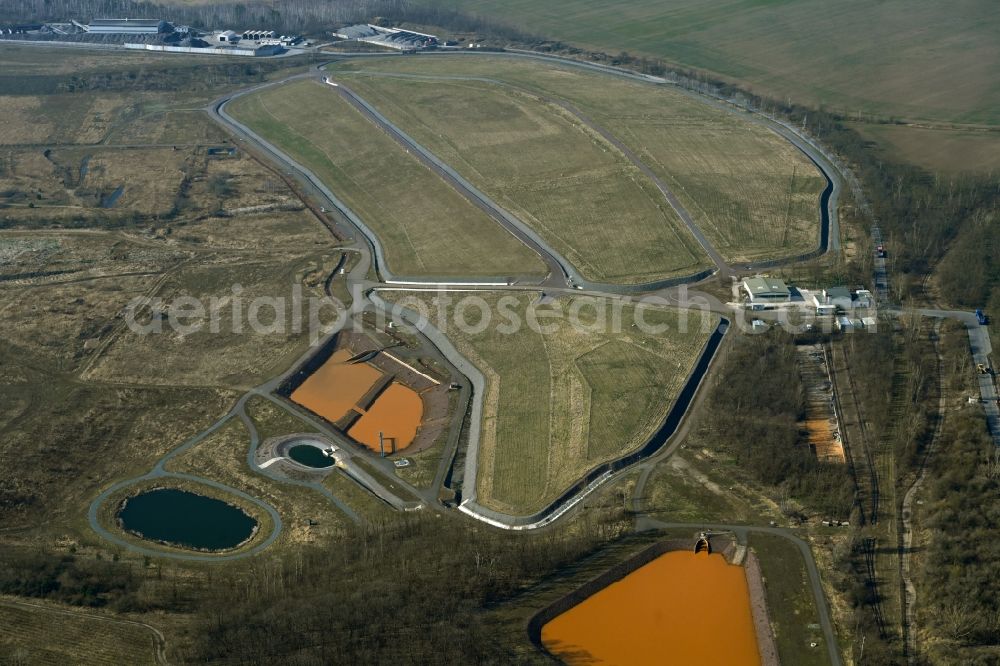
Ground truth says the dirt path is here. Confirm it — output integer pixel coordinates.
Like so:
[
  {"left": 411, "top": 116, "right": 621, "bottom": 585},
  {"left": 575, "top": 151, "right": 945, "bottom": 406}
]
[{"left": 899, "top": 320, "right": 944, "bottom": 662}]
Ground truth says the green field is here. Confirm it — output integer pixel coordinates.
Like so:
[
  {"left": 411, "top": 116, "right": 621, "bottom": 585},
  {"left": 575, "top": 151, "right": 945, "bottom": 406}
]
[
  {"left": 422, "top": 0, "right": 1000, "bottom": 126},
  {"left": 749, "top": 534, "right": 831, "bottom": 666},
  {"left": 848, "top": 122, "right": 1000, "bottom": 174},
  {"left": 334, "top": 70, "right": 709, "bottom": 282},
  {"left": 383, "top": 290, "right": 717, "bottom": 514},
  {"left": 331, "top": 56, "right": 825, "bottom": 265},
  {"left": 0, "top": 43, "right": 206, "bottom": 76},
  {"left": 227, "top": 80, "right": 546, "bottom": 278}
]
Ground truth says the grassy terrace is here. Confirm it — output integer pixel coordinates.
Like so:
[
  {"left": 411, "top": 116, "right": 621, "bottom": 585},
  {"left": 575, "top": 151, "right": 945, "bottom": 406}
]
[
  {"left": 383, "top": 290, "right": 717, "bottom": 515},
  {"left": 749, "top": 534, "right": 831, "bottom": 666},
  {"left": 227, "top": 80, "right": 545, "bottom": 279},
  {"left": 332, "top": 69, "right": 708, "bottom": 283},
  {"left": 332, "top": 68, "right": 707, "bottom": 284},
  {"left": 419, "top": 0, "right": 1000, "bottom": 126},
  {"left": 331, "top": 56, "right": 826, "bottom": 265}
]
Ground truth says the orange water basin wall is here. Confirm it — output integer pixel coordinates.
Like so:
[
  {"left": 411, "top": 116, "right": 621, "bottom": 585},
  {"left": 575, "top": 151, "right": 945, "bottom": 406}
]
[
  {"left": 289, "top": 348, "right": 424, "bottom": 453},
  {"left": 541, "top": 550, "right": 761, "bottom": 665}
]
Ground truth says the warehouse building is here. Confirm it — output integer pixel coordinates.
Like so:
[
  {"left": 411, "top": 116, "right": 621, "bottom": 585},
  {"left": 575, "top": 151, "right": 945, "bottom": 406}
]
[
  {"left": 813, "top": 286, "right": 875, "bottom": 312},
  {"left": 819, "top": 286, "right": 853, "bottom": 310},
  {"left": 242, "top": 29, "right": 275, "bottom": 41},
  {"left": 742, "top": 277, "right": 791, "bottom": 303},
  {"left": 333, "top": 23, "right": 438, "bottom": 50},
  {"left": 87, "top": 18, "right": 169, "bottom": 34},
  {"left": 125, "top": 42, "right": 282, "bottom": 56}
]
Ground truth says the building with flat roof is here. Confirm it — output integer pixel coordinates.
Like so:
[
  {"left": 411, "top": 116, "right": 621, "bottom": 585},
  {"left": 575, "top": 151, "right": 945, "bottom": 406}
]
[
  {"left": 824, "top": 286, "right": 852, "bottom": 309},
  {"left": 124, "top": 42, "right": 282, "bottom": 57},
  {"left": 87, "top": 18, "right": 168, "bottom": 34},
  {"left": 742, "top": 277, "right": 790, "bottom": 303},
  {"left": 814, "top": 286, "right": 874, "bottom": 312},
  {"left": 333, "top": 23, "right": 438, "bottom": 50}
]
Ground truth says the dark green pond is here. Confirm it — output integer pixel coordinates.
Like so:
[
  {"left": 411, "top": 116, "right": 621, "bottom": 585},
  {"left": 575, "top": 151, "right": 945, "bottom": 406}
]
[
  {"left": 118, "top": 488, "right": 257, "bottom": 551},
  {"left": 288, "top": 444, "right": 335, "bottom": 468}
]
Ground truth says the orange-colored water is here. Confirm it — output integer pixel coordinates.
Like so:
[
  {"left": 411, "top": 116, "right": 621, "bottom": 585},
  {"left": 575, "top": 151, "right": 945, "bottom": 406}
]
[
  {"left": 290, "top": 349, "right": 383, "bottom": 422},
  {"left": 348, "top": 382, "right": 423, "bottom": 453},
  {"left": 542, "top": 551, "right": 761, "bottom": 665},
  {"left": 805, "top": 417, "right": 846, "bottom": 462}
]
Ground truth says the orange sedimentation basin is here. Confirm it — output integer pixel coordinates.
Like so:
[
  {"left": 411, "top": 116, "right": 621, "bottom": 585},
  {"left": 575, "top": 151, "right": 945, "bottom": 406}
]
[
  {"left": 348, "top": 382, "right": 423, "bottom": 453},
  {"left": 805, "top": 417, "right": 846, "bottom": 462},
  {"left": 542, "top": 550, "right": 761, "bottom": 665},
  {"left": 290, "top": 349, "right": 383, "bottom": 423}
]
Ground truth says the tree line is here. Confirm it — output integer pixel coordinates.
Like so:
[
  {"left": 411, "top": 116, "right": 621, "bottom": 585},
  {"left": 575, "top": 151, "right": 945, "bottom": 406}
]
[{"left": 0, "top": 0, "right": 404, "bottom": 34}]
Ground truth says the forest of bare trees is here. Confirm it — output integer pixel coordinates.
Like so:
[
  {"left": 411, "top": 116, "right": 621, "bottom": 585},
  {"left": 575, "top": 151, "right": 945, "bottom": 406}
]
[
  {"left": 0, "top": 512, "right": 630, "bottom": 663},
  {"left": 701, "top": 332, "right": 855, "bottom": 517}
]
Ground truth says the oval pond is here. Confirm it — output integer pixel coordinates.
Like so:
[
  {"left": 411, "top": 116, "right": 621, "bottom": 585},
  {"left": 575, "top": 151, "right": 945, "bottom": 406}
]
[{"left": 118, "top": 488, "right": 257, "bottom": 551}]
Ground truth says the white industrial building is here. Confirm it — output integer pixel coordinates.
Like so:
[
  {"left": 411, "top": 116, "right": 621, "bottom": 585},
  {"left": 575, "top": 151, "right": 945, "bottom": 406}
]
[
  {"left": 240, "top": 29, "right": 301, "bottom": 46},
  {"left": 242, "top": 29, "right": 275, "bottom": 41},
  {"left": 813, "top": 286, "right": 875, "bottom": 313},
  {"left": 87, "top": 18, "right": 169, "bottom": 34},
  {"left": 818, "top": 286, "right": 853, "bottom": 311},
  {"left": 125, "top": 42, "right": 282, "bottom": 57},
  {"left": 333, "top": 24, "right": 438, "bottom": 50},
  {"left": 742, "top": 276, "right": 791, "bottom": 303}
]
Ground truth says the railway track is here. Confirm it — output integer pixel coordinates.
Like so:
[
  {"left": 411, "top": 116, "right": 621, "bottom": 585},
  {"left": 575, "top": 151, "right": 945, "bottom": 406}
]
[
  {"left": 862, "top": 536, "right": 889, "bottom": 638},
  {"left": 824, "top": 342, "right": 867, "bottom": 523},
  {"left": 833, "top": 343, "right": 880, "bottom": 525},
  {"left": 830, "top": 340, "right": 894, "bottom": 646}
]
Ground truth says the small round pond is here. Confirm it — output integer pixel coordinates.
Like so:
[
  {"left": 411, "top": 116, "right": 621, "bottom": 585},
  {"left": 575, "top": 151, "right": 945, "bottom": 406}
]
[
  {"left": 117, "top": 488, "right": 257, "bottom": 552},
  {"left": 288, "top": 444, "right": 335, "bottom": 468}
]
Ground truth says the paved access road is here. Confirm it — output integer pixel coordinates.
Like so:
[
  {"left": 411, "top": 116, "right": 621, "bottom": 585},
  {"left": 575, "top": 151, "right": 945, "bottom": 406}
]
[{"left": 913, "top": 307, "right": 1000, "bottom": 446}]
